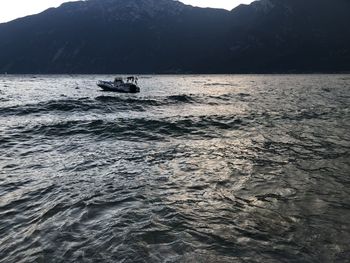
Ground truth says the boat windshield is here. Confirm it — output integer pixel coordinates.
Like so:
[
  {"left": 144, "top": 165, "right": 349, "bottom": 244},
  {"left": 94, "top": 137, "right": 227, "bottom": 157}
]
[{"left": 114, "top": 77, "right": 124, "bottom": 84}]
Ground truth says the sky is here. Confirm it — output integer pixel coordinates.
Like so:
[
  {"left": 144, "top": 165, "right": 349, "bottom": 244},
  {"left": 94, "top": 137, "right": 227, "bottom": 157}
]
[
  {"left": 181, "top": 0, "right": 254, "bottom": 10},
  {"left": 0, "top": 0, "right": 255, "bottom": 23}
]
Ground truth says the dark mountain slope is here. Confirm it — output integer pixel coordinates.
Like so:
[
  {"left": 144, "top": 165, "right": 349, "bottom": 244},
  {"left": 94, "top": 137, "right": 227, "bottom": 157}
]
[
  {"left": 225, "top": 0, "right": 350, "bottom": 72},
  {"left": 0, "top": 0, "right": 349, "bottom": 73}
]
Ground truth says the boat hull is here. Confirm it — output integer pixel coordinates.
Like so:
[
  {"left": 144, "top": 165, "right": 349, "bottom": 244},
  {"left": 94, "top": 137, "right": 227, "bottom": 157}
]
[{"left": 97, "top": 81, "right": 140, "bottom": 93}]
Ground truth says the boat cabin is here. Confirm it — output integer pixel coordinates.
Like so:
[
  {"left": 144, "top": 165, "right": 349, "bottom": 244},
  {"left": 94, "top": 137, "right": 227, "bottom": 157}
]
[{"left": 114, "top": 77, "right": 124, "bottom": 84}]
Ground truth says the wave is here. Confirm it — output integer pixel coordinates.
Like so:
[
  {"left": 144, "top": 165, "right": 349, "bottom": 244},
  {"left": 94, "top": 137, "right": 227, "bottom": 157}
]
[
  {"left": 0, "top": 98, "right": 100, "bottom": 116},
  {"left": 1, "top": 115, "right": 247, "bottom": 145},
  {"left": 0, "top": 94, "right": 240, "bottom": 116},
  {"left": 0, "top": 97, "right": 155, "bottom": 116},
  {"left": 95, "top": 94, "right": 196, "bottom": 105},
  {"left": 204, "top": 82, "right": 237, "bottom": 87},
  {"left": 1, "top": 105, "right": 346, "bottom": 148}
]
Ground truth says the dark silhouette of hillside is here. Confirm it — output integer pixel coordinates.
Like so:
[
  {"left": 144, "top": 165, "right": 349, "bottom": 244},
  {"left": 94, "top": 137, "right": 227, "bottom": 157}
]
[{"left": 0, "top": 0, "right": 349, "bottom": 73}]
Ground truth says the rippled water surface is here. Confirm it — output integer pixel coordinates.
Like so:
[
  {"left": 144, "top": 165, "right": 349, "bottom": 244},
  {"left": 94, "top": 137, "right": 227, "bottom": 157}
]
[{"left": 0, "top": 75, "right": 350, "bottom": 263}]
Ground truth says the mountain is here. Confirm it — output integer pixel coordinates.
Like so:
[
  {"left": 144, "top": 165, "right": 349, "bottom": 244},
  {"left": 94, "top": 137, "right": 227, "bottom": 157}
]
[
  {"left": 226, "top": 0, "right": 350, "bottom": 72},
  {"left": 0, "top": 0, "right": 349, "bottom": 74}
]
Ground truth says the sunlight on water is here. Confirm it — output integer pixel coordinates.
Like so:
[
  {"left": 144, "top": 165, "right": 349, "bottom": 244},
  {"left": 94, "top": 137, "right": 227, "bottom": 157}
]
[{"left": 0, "top": 75, "right": 350, "bottom": 262}]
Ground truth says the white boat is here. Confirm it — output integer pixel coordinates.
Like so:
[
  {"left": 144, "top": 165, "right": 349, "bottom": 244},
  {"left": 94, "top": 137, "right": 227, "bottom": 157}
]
[{"left": 97, "top": 77, "right": 140, "bottom": 93}]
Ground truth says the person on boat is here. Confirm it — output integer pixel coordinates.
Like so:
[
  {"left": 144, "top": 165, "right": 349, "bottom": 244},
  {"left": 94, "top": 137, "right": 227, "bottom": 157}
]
[{"left": 127, "top": 76, "right": 135, "bottom": 83}]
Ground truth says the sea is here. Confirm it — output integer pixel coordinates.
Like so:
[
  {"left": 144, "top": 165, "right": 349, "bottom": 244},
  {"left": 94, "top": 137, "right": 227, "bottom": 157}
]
[{"left": 0, "top": 75, "right": 349, "bottom": 263}]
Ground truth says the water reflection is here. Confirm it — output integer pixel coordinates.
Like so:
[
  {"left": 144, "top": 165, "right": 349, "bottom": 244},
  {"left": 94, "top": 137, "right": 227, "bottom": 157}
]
[{"left": 0, "top": 75, "right": 349, "bottom": 262}]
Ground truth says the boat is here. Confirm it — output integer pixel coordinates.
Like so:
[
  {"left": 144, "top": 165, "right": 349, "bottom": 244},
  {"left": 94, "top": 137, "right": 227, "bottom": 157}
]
[{"left": 97, "top": 77, "right": 140, "bottom": 93}]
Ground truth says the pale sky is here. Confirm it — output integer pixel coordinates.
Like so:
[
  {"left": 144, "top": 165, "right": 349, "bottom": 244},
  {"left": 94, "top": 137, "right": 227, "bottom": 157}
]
[
  {"left": 181, "top": 0, "right": 254, "bottom": 10},
  {"left": 0, "top": 0, "right": 255, "bottom": 23}
]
